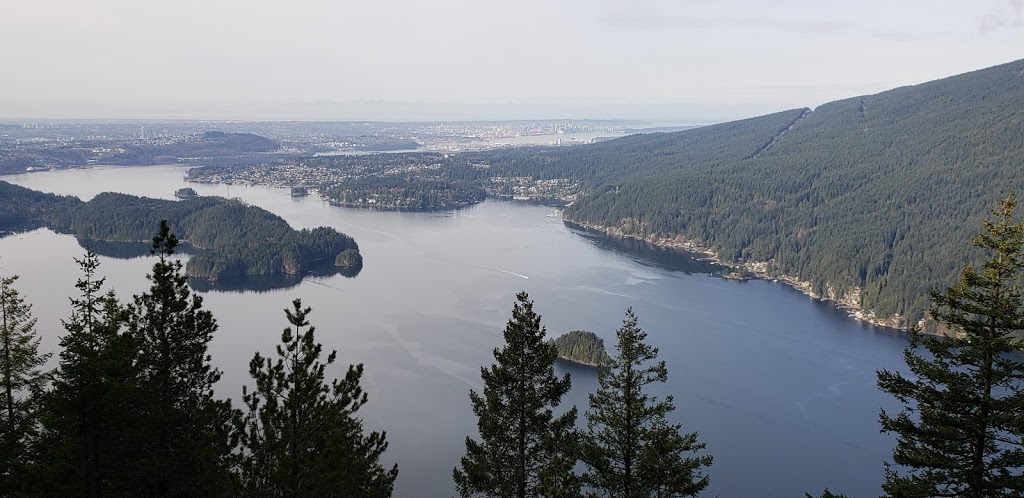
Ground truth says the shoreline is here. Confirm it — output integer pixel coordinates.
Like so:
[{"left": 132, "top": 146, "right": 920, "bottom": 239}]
[
  {"left": 561, "top": 217, "right": 907, "bottom": 332},
  {"left": 555, "top": 355, "right": 609, "bottom": 369}
]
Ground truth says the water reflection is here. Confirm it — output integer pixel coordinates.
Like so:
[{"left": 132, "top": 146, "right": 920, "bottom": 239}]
[
  {"left": 564, "top": 222, "right": 722, "bottom": 275},
  {"left": 189, "top": 264, "right": 360, "bottom": 294},
  {"left": 0, "top": 224, "right": 44, "bottom": 238},
  {"left": 77, "top": 238, "right": 362, "bottom": 293},
  {"left": 77, "top": 238, "right": 196, "bottom": 260}
]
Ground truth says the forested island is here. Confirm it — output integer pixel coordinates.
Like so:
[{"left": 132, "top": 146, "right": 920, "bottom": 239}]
[
  {"left": 174, "top": 187, "right": 198, "bottom": 199},
  {"left": 551, "top": 330, "right": 613, "bottom": 368},
  {"left": 0, "top": 181, "right": 362, "bottom": 280}
]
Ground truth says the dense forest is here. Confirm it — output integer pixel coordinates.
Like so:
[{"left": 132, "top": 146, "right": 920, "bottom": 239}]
[
  {"left": 0, "top": 181, "right": 361, "bottom": 280},
  {"left": 551, "top": 330, "right": 613, "bottom": 367},
  {"left": 470, "top": 59, "right": 1024, "bottom": 327}
]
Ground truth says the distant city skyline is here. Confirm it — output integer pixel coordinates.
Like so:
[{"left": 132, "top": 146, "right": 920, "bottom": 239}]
[{"left": 2, "top": 0, "right": 1023, "bottom": 122}]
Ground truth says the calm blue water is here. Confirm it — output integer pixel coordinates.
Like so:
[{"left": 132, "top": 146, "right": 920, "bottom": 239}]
[{"left": 0, "top": 166, "right": 908, "bottom": 497}]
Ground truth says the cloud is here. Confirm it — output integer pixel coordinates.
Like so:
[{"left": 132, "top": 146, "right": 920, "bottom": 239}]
[{"left": 978, "top": 0, "right": 1024, "bottom": 33}]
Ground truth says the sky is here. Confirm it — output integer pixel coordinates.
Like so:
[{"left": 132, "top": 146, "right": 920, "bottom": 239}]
[{"left": 2, "top": 0, "right": 1023, "bottom": 121}]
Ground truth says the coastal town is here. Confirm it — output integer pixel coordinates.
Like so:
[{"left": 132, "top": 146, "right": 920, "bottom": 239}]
[
  {"left": 185, "top": 154, "right": 581, "bottom": 210},
  {"left": 0, "top": 119, "right": 638, "bottom": 175}
]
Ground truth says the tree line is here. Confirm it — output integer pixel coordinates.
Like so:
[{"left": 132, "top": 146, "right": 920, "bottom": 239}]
[{"left": 6, "top": 191, "right": 1024, "bottom": 496}]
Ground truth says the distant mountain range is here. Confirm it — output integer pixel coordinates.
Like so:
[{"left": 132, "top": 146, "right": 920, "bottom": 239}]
[{"left": 480, "top": 59, "right": 1024, "bottom": 328}]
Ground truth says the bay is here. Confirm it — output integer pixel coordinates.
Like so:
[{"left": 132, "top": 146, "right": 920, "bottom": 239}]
[{"left": 0, "top": 165, "right": 906, "bottom": 497}]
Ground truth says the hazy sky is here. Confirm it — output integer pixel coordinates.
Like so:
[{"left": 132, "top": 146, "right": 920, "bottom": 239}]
[{"left": 2, "top": 0, "right": 1023, "bottom": 121}]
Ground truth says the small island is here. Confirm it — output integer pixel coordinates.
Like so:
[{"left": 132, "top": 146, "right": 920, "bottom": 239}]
[
  {"left": 290, "top": 186, "right": 308, "bottom": 198},
  {"left": 175, "top": 187, "right": 198, "bottom": 199},
  {"left": 551, "top": 330, "right": 613, "bottom": 368}
]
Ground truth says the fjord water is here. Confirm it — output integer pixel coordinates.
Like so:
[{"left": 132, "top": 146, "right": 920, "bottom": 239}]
[{"left": 1, "top": 166, "right": 907, "bottom": 497}]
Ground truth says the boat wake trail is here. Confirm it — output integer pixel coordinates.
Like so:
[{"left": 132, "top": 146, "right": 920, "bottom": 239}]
[
  {"left": 478, "top": 265, "right": 529, "bottom": 279},
  {"left": 418, "top": 254, "right": 528, "bottom": 279},
  {"left": 334, "top": 221, "right": 406, "bottom": 239},
  {"left": 306, "top": 279, "right": 346, "bottom": 292}
]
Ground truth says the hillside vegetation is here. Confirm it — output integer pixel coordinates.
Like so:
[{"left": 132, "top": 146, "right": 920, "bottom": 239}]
[{"left": 489, "top": 60, "right": 1024, "bottom": 327}]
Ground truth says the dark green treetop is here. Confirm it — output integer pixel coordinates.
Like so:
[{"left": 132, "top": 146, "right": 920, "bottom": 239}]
[
  {"left": 805, "top": 489, "right": 852, "bottom": 498},
  {"left": 582, "top": 308, "right": 711, "bottom": 498},
  {"left": 127, "top": 220, "right": 235, "bottom": 496},
  {"left": 35, "top": 252, "right": 141, "bottom": 496}
]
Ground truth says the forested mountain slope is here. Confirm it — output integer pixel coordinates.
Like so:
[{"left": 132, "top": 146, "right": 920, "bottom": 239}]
[{"left": 552, "top": 60, "right": 1024, "bottom": 327}]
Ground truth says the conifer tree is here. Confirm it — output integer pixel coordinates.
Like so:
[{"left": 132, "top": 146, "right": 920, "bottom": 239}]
[
  {"left": 453, "top": 291, "right": 580, "bottom": 498},
  {"left": 582, "top": 308, "right": 710, "bottom": 498},
  {"left": 128, "top": 221, "right": 234, "bottom": 496},
  {"left": 36, "top": 252, "right": 140, "bottom": 496},
  {"left": 233, "top": 298, "right": 397, "bottom": 497},
  {"left": 878, "top": 193, "right": 1024, "bottom": 497},
  {"left": 0, "top": 271, "right": 50, "bottom": 495}
]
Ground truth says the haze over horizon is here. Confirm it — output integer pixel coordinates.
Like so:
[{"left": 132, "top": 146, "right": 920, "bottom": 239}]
[{"left": 3, "top": 0, "right": 1023, "bottom": 122}]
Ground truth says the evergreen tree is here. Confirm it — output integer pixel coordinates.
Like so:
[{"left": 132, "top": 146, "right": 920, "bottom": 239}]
[
  {"left": 582, "top": 308, "right": 711, "bottom": 498},
  {"left": 453, "top": 291, "right": 580, "bottom": 498},
  {"left": 128, "top": 221, "right": 234, "bottom": 496},
  {"left": 233, "top": 298, "right": 397, "bottom": 497},
  {"left": 537, "top": 411, "right": 583, "bottom": 498},
  {"left": 878, "top": 193, "right": 1024, "bottom": 497},
  {"left": 0, "top": 271, "right": 50, "bottom": 495},
  {"left": 35, "top": 252, "right": 140, "bottom": 496}
]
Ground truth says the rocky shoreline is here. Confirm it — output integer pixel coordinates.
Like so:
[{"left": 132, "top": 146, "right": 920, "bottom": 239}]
[
  {"left": 562, "top": 217, "right": 907, "bottom": 331},
  {"left": 555, "top": 355, "right": 608, "bottom": 369}
]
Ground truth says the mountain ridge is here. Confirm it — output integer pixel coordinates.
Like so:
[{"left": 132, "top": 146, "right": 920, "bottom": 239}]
[{"left": 546, "top": 58, "right": 1024, "bottom": 328}]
